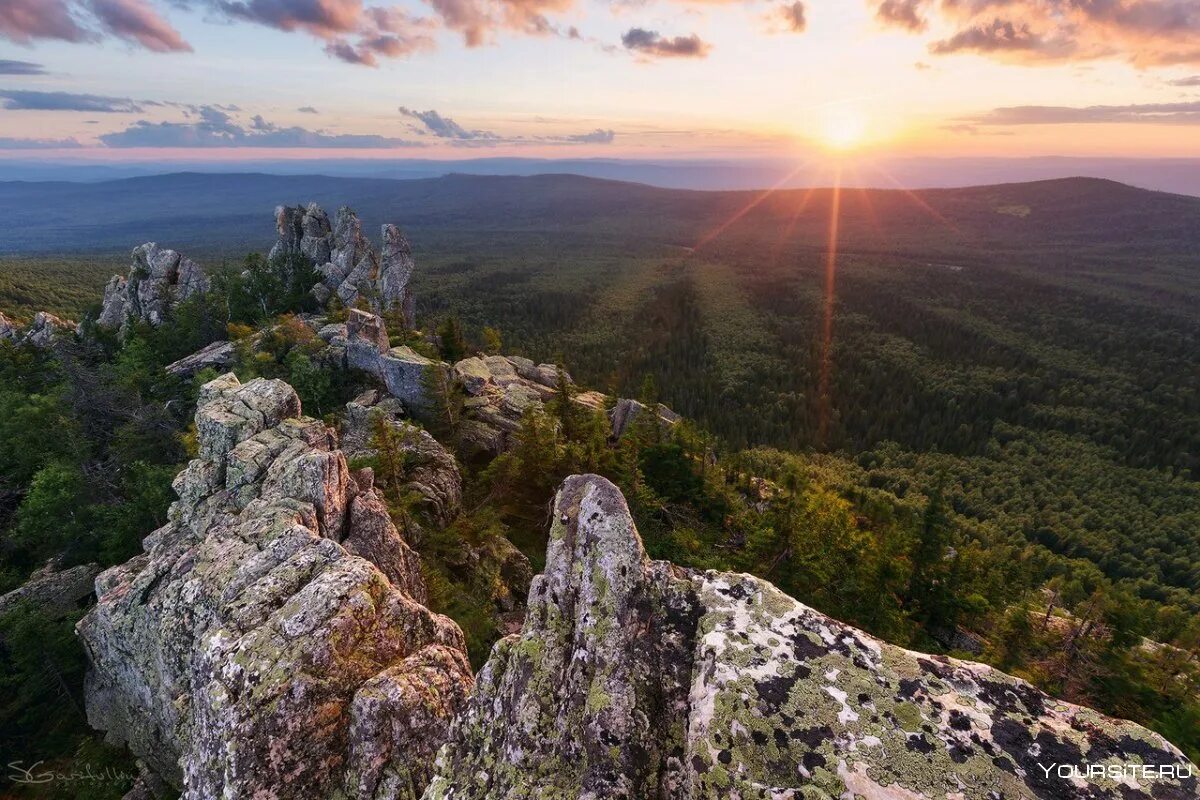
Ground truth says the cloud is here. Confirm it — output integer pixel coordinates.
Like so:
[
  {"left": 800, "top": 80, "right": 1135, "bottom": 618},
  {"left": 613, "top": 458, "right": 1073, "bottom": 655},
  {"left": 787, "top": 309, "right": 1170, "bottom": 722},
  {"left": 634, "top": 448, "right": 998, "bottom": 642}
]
[
  {"left": 89, "top": 0, "right": 191, "bottom": 52},
  {"left": 298, "top": 105, "right": 319, "bottom": 113},
  {"left": 964, "top": 101, "right": 1200, "bottom": 125},
  {"left": 0, "top": 90, "right": 143, "bottom": 112},
  {"left": 0, "top": 59, "right": 47, "bottom": 75},
  {"left": 0, "top": 135, "right": 84, "bottom": 149},
  {"left": 772, "top": 1, "right": 806, "bottom": 33},
  {"left": 190, "top": 0, "right": 435, "bottom": 64},
  {"left": 930, "top": 18, "right": 1073, "bottom": 59},
  {"left": 876, "top": 0, "right": 926, "bottom": 31},
  {"left": 621, "top": 27, "right": 710, "bottom": 58},
  {"left": 100, "top": 107, "right": 424, "bottom": 147},
  {"left": 0, "top": 0, "right": 93, "bottom": 44},
  {"left": 563, "top": 128, "right": 614, "bottom": 143},
  {"left": 872, "top": 0, "right": 1200, "bottom": 67},
  {"left": 1169, "top": 75, "right": 1200, "bottom": 86},
  {"left": 425, "top": 0, "right": 576, "bottom": 47},
  {"left": 399, "top": 106, "right": 498, "bottom": 139},
  {"left": 0, "top": 0, "right": 190, "bottom": 52}
]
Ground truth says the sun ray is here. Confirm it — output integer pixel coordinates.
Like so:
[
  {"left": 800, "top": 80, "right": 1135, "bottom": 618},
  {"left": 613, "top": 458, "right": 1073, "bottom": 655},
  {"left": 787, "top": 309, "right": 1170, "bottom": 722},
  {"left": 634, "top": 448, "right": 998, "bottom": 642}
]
[
  {"left": 817, "top": 164, "right": 843, "bottom": 450},
  {"left": 692, "top": 158, "right": 817, "bottom": 252}
]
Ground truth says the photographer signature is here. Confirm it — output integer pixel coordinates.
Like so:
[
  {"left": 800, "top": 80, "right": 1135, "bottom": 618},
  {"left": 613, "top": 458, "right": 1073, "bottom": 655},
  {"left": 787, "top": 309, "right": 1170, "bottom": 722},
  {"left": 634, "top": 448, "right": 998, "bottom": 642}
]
[{"left": 6, "top": 761, "right": 135, "bottom": 786}]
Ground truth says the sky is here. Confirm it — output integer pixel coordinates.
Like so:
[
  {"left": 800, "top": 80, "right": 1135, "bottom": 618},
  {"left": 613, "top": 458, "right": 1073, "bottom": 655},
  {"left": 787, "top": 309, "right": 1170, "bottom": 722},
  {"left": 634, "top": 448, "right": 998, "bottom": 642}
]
[{"left": 1, "top": 0, "right": 1199, "bottom": 162}]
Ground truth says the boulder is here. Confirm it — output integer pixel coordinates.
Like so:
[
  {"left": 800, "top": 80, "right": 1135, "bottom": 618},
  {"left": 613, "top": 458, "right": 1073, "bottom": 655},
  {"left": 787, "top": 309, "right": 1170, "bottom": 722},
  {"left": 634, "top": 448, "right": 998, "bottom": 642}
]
[
  {"left": 424, "top": 474, "right": 1197, "bottom": 800},
  {"left": 346, "top": 308, "right": 391, "bottom": 372},
  {"left": 77, "top": 374, "right": 473, "bottom": 799},
  {"left": 0, "top": 561, "right": 100, "bottom": 619},
  {"left": 380, "top": 346, "right": 443, "bottom": 413}
]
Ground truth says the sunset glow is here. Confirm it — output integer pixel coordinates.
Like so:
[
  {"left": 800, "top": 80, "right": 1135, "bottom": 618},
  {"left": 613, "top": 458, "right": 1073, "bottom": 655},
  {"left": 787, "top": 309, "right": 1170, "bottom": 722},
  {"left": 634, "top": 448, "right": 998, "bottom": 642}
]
[{"left": 0, "top": 0, "right": 1198, "bottom": 164}]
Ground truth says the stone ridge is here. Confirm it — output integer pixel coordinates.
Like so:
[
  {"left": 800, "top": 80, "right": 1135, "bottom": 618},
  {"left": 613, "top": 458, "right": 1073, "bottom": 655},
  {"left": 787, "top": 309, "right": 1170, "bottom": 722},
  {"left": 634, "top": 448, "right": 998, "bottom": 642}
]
[
  {"left": 77, "top": 373, "right": 473, "bottom": 799},
  {"left": 424, "top": 474, "right": 1198, "bottom": 800}
]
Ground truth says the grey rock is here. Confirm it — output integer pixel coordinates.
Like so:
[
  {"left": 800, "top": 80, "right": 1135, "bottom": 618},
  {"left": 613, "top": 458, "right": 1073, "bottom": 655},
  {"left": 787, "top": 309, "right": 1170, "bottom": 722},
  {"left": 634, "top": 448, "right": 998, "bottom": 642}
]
[
  {"left": 0, "top": 311, "right": 18, "bottom": 341},
  {"left": 425, "top": 474, "right": 1197, "bottom": 800},
  {"left": 346, "top": 308, "right": 391, "bottom": 372},
  {"left": 164, "top": 340, "right": 235, "bottom": 377},
  {"left": 609, "top": 397, "right": 680, "bottom": 440},
  {"left": 0, "top": 561, "right": 100, "bottom": 619},
  {"left": 78, "top": 374, "right": 473, "bottom": 799},
  {"left": 452, "top": 357, "right": 492, "bottom": 396},
  {"left": 380, "top": 346, "right": 443, "bottom": 413},
  {"left": 24, "top": 311, "right": 75, "bottom": 347},
  {"left": 98, "top": 243, "right": 209, "bottom": 335},
  {"left": 378, "top": 224, "right": 416, "bottom": 327}
]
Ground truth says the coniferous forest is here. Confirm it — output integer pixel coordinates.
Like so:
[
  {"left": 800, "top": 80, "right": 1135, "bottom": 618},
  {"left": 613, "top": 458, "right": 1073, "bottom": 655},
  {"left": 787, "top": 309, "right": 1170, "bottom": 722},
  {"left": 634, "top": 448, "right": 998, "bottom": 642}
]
[{"left": 0, "top": 174, "right": 1198, "bottom": 797}]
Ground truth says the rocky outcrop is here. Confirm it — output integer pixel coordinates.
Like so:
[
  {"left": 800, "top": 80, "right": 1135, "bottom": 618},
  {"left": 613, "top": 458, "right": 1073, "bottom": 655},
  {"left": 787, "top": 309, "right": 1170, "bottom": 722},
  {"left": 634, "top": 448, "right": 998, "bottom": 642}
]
[
  {"left": 164, "top": 339, "right": 236, "bottom": 377},
  {"left": 424, "top": 474, "right": 1197, "bottom": 800},
  {"left": 320, "top": 312, "right": 447, "bottom": 416},
  {"left": 77, "top": 374, "right": 473, "bottom": 799},
  {"left": 271, "top": 204, "right": 417, "bottom": 321},
  {"left": 97, "top": 243, "right": 209, "bottom": 334},
  {"left": 341, "top": 389, "right": 463, "bottom": 532},
  {"left": 0, "top": 310, "right": 17, "bottom": 341},
  {"left": 0, "top": 310, "right": 76, "bottom": 347},
  {"left": 610, "top": 397, "right": 681, "bottom": 440},
  {"left": 24, "top": 311, "right": 76, "bottom": 346},
  {"left": 0, "top": 561, "right": 100, "bottom": 619}
]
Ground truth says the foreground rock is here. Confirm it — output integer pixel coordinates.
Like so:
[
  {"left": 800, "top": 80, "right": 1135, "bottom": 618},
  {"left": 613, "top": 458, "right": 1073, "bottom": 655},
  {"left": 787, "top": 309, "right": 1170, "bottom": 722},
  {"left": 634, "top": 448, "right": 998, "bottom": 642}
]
[
  {"left": 98, "top": 243, "right": 209, "bottom": 334},
  {"left": 78, "top": 374, "right": 473, "bottom": 799},
  {"left": 424, "top": 474, "right": 1197, "bottom": 800}
]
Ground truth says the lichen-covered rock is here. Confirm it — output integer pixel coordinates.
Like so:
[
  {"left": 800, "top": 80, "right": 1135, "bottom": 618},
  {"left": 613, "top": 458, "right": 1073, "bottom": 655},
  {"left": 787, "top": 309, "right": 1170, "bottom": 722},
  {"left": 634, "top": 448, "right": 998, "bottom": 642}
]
[
  {"left": 77, "top": 374, "right": 473, "bottom": 799},
  {"left": 97, "top": 243, "right": 209, "bottom": 335},
  {"left": 0, "top": 561, "right": 100, "bottom": 618},
  {"left": 424, "top": 474, "right": 1197, "bottom": 800}
]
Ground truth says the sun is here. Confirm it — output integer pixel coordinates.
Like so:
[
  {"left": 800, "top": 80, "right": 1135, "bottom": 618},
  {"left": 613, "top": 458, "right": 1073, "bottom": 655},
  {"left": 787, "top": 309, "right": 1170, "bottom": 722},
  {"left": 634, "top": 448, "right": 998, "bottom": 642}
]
[{"left": 819, "top": 109, "right": 868, "bottom": 152}]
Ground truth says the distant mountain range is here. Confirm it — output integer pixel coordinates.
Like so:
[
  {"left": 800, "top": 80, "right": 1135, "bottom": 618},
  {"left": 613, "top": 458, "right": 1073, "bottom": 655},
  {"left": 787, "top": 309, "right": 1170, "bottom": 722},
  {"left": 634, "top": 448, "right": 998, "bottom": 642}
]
[
  {"left": 3, "top": 156, "right": 1200, "bottom": 195},
  {"left": 1, "top": 172, "right": 1198, "bottom": 257}
]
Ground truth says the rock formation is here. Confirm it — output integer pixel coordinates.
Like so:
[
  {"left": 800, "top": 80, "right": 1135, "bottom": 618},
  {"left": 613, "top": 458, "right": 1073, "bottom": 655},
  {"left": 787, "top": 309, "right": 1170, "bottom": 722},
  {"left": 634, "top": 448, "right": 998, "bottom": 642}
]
[
  {"left": 424, "top": 474, "right": 1197, "bottom": 800},
  {"left": 0, "top": 310, "right": 76, "bottom": 347},
  {"left": 0, "top": 310, "right": 16, "bottom": 341},
  {"left": 271, "top": 203, "right": 416, "bottom": 324},
  {"left": 164, "top": 339, "right": 236, "bottom": 377},
  {"left": 609, "top": 397, "right": 682, "bottom": 440},
  {"left": 341, "top": 389, "right": 464, "bottom": 532},
  {"left": 24, "top": 311, "right": 76, "bottom": 347},
  {"left": 0, "top": 561, "right": 100, "bottom": 619},
  {"left": 319, "top": 309, "right": 445, "bottom": 415},
  {"left": 77, "top": 373, "right": 473, "bottom": 799},
  {"left": 98, "top": 243, "right": 209, "bottom": 334}
]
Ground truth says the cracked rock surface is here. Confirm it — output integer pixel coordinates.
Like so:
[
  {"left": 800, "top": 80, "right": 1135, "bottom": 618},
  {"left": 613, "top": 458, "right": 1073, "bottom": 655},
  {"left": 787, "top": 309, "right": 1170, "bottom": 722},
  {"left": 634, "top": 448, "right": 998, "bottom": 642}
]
[
  {"left": 77, "top": 373, "right": 473, "bottom": 800},
  {"left": 424, "top": 474, "right": 1197, "bottom": 800}
]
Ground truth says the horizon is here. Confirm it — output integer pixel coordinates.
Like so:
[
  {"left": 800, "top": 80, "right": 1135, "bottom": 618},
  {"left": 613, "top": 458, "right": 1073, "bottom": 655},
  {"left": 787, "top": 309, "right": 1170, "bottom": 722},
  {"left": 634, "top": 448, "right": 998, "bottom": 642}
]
[{"left": 2, "top": 1, "right": 1199, "bottom": 169}]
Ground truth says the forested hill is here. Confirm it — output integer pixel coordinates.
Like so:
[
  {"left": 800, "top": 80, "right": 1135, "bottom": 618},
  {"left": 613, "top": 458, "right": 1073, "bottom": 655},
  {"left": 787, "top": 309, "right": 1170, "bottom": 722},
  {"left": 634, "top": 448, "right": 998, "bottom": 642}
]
[{"left": 1, "top": 172, "right": 1199, "bottom": 256}]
